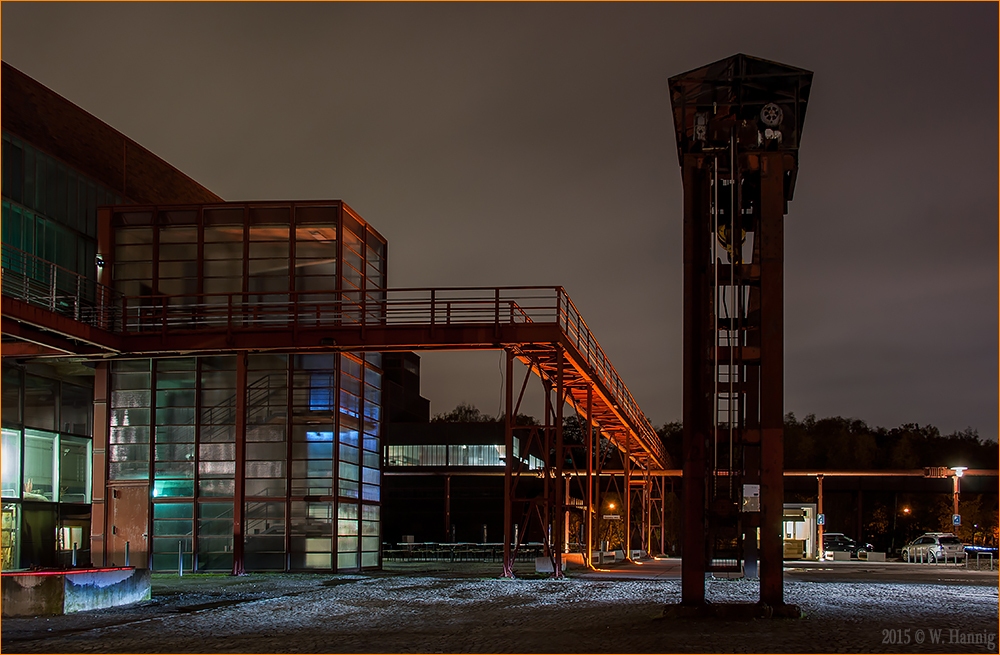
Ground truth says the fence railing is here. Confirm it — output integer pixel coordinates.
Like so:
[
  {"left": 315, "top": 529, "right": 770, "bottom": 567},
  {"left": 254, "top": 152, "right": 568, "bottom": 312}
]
[
  {"left": 119, "top": 287, "right": 549, "bottom": 333},
  {"left": 1, "top": 243, "right": 122, "bottom": 332}
]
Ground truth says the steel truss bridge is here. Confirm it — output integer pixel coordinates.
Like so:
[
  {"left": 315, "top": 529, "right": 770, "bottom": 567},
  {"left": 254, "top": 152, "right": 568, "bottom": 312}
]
[{"left": 2, "top": 243, "right": 673, "bottom": 577}]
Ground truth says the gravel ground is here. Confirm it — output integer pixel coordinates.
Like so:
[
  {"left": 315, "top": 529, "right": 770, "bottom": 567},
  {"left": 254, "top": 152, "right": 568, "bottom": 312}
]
[{"left": 2, "top": 562, "right": 997, "bottom": 653}]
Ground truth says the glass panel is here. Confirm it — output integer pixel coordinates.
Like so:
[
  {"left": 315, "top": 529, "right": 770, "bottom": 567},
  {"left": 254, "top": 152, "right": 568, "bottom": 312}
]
[
  {"left": 3, "top": 502, "right": 21, "bottom": 569},
  {"left": 116, "top": 227, "right": 154, "bottom": 246},
  {"left": 249, "top": 206, "right": 290, "bottom": 226},
  {"left": 2, "top": 429, "right": 21, "bottom": 498},
  {"left": 111, "top": 390, "right": 150, "bottom": 408},
  {"left": 199, "top": 461, "right": 236, "bottom": 476},
  {"left": 152, "top": 519, "right": 193, "bottom": 537},
  {"left": 293, "top": 207, "right": 337, "bottom": 225},
  {"left": 199, "top": 479, "right": 235, "bottom": 497},
  {"left": 158, "top": 226, "right": 198, "bottom": 242},
  {"left": 246, "top": 461, "right": 285, "bottom": 478},
  {"left": 59, "top": 435, "right": 91, "bottom": 503},
  {"left": 61, "top": 383, "right": 92, "bottom": 436},
  {"left": 247, "top": 442, "right": 285, "bottom": 461},
  {"left": 152, "top": 478, "right": 194, "bottom": 498},
  {"left": 155, "top": 443, "right": 196, "bottom": 461},
  {"left": 204, "top": 243, "right": 243, "bottom": 260},
  {"left": 110, "top": 408, "right": 150, "bottom": 428},
  {"left": 23, "top": 375, "right": 57, "bottom": 431},
  {"left": 2, "top": 366, "right": 21, "bottom": 426},
  {"left": 338, "top": 462, "right": 358, "bottom": 481},
  {"left": 202, "top": 224, "right": 244, "bottom": 243},
  {"left": 245, "top": 479, "right": 284, "bottom": 497},
  {"left": 23, "top": 429, "right": 56, "bottom": 501},
  {"left": 199, "top": 443, "right": 235, "bottom": 461},
  {"left": 108, "top": 444, "right": 150, "bottom": 480},
  {"left": 154, "top": 503, "right": 194, "bottom": 520},
  {"left": 110, "top": 426, "right": 150, "bottom": 445},
  {"left": 339, "top": 444, "right": 359, "bottom": 464},
  {"left": 203, "top": 208, "right": 244, "bottom": 226},
  {"left": 361, "top": 484, "right": 380, "bottom": 502}
]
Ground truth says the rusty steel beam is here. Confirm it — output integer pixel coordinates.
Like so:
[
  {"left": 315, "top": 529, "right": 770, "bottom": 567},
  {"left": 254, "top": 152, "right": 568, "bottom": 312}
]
[
  {"left": 0, "top": 340, "right": 67, "bottom": 357},
  {"left": 681, "top": 152, "right": 711, "bottom": 605},
  {"left": 502, "top": 349, "right": 515, "bottom": 578},
  {"left": 1, "top": 308, "right": 121, "bottom": 354},
  {"left": 758, "top": 150, "right": 786, "bottom": 606},
  {"left": 232, "top": 351, "right": 248, "bottom": 576},
  {"left": 385, "top": 468, "right": 999, "bottom": 479}
]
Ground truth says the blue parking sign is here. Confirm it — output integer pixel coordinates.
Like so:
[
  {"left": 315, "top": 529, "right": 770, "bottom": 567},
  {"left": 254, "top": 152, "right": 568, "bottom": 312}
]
[{"left": 952, "top": 514, "right": 961, "bottom": 526}]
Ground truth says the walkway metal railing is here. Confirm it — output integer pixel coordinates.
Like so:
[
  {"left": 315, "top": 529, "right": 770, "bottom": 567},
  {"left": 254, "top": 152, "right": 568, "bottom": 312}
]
[
  {"left": 1, "top": 252, "right": 664, "bottom": 467},
  {"left": 122, "top": 287, "right": 665, "bottom": 466},
  {"left": 1, "top": 243, "right": 122, "bottom": 332}
]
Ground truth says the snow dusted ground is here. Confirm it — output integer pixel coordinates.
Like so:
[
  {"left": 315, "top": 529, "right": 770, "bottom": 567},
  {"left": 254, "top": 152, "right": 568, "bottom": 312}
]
[{"left": 2, "top": 565, "right": 996, "bottom": 653}]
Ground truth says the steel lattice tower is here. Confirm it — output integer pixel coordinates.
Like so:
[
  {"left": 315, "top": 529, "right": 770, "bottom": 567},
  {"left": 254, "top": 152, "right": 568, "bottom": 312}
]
[{"left": 669, "top": 54, "right": 812, "bottom": 607}]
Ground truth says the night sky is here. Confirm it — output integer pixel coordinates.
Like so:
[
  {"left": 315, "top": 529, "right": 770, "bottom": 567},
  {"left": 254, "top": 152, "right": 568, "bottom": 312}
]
[{"left": 3, "top": 3, "right": 996, "bottom": 439}]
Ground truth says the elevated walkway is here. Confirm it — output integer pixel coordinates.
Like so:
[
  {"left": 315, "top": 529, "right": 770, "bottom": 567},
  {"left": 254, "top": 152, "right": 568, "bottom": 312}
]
[{"left": 1, "top": 245, "right": 669, "bottom": 470}]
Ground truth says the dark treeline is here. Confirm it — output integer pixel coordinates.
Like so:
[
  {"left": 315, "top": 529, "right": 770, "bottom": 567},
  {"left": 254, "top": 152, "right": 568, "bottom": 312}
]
[
  {"left": 657, "top": 414, "right": 998, "bottom": 471},
  {"left": 433, "top": 403, "right": 998, "bottom": 472}
]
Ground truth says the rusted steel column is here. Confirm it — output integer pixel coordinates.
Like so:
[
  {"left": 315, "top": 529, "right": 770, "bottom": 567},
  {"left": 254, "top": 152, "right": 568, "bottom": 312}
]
[
  {"left": 624, "top": 432, "right": 631, "bottom": 560},
  {"left": 542, "top": 379, "right": 552, "bottom": 558},
  {"left": 502, "top": 349, "right": 515, "bottom": 577},
  {"left": 445, "top": 474, "right": 452, "bottom": 542},
  {"left": 758, "top": 151, "right": 785, "bottom": 605},
  {"left": 585, "top": 385, "right": 593, "bottom": 568},
  {"left": 232, "top": 351, "right": 248, "bottom": 576},
  {"left": 553, "top": 352, "right": 565, "bottom": 577},
  {"left": 681, "top": 152, "right": 711, "bottom": 605},
  {"left": 659, "top": 477, "right": 666, "bottom": 556},
  {"left": 817, "top": 474, "right": 824, "bottom": 560},
  {"left": 91, "top": 361, "right": 110, "bottom": 566}
]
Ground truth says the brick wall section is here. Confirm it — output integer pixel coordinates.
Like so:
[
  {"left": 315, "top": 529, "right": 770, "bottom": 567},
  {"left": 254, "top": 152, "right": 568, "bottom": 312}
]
[{"left": 2, "top": 61, "right": 222, "bottom": 204}]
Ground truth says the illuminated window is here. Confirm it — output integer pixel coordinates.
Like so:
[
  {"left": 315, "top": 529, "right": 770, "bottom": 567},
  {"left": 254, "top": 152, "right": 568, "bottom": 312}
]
[{"left": 1, "top": 429, "right": 21, "bottom": 498}]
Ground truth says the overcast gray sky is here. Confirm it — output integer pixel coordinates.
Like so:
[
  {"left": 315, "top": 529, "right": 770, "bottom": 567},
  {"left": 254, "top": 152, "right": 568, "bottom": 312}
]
[{"left": 3, "top": 2, "right": 996, "bottom": 439}]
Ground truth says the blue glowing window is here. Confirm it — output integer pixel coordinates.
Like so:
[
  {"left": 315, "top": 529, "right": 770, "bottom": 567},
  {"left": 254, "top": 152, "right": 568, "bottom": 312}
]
[{"left": 309, "top": 374, "right": 335, "bottom": 411}]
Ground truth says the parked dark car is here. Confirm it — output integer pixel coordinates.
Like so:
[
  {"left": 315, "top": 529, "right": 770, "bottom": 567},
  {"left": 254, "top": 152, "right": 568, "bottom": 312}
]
[{"left": 822, "top": 532, "right": 873, "bottom": 557}]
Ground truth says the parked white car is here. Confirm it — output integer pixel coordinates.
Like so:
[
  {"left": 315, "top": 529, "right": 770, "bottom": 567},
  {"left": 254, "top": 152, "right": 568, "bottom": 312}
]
[{"left": 900, "top": 532, "right": 966, "bottom": 563}]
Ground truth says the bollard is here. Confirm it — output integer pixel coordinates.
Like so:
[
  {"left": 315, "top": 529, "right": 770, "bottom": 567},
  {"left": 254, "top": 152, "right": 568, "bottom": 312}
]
[
  {"left": 178, "top": 540, "right": 184, "bottom": 576},
  {"left": 125, "top": 540, "right": 130, "bottom": 567},
  {"left": 72, "top": 542, "right": 78, "bottom": 567}
]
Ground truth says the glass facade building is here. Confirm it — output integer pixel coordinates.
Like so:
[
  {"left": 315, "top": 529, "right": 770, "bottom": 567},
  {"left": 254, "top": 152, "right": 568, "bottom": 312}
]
[
  {"left": 1, "top": 63, "right": 387, "bottom": 573},
  {"left": 96, "top": 201, "right": 387, "bottom": 572},
  {"left": 1, "top": 127, "right": 122, "bottom": 571}
]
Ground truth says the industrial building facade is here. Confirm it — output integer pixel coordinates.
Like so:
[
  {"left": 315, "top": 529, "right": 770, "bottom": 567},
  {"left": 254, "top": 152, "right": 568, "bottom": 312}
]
[{"left": 1, "top": 62, "right": 384, "bottom": 572}]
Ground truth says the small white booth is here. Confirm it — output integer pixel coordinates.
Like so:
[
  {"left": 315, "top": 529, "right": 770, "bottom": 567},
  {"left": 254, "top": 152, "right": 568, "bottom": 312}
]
[{"left": 782, "top": 503, "right": 818, "bottom": 560}]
